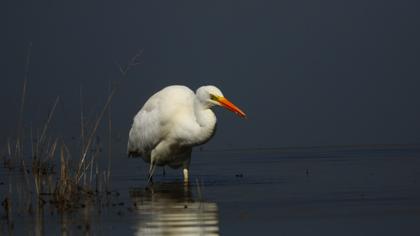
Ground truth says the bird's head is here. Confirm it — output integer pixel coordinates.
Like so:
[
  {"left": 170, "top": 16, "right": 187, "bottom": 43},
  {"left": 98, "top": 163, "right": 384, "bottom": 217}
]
[{"left": 196, "top": 85, "right": 246, "bottom": 118}]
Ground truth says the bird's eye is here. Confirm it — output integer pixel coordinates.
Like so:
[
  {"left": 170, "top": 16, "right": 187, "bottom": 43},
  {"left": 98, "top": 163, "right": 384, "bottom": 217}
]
[{"left": 210, "top": 94, "right": 218, "bottom": 100}]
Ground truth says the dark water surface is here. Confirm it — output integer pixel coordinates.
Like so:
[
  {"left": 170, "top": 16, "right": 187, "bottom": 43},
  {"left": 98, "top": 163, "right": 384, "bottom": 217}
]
[{"left": 2, "top": 147, "right": 420, "bottom": 235}]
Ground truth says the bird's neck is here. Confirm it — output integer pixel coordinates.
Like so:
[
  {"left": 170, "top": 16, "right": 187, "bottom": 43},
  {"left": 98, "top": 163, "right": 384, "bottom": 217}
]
[{"left": 192, "top": 99, "right": 217, "bottom": 145}]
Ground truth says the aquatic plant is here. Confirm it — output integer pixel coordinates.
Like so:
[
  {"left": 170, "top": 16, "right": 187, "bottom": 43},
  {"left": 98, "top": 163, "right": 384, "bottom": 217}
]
[{"left": 1, "top": 45, "right": 143, "bottom": 222}]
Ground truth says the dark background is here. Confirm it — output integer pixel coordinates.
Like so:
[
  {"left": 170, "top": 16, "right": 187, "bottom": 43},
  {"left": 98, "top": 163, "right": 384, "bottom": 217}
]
[{"left": 1, "top": 0, "right": 420, "bottom": 155}]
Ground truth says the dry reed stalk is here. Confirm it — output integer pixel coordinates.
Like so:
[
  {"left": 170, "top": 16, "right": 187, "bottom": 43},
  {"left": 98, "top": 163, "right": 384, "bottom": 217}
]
[
  {"left": 76, "top": 49, "right": 143, "bottom": 182},
  {"left": 14, "top": 140, "right": 20, "bottom": 163},
  {"left": 20, "top": 158, "right": 30, "bottom": 188},
  {"left": 30, "top": 124, "right": 34, "bottom": 160},
  {"left": 89, "top": 151, "right": 94, "bottom": 186},
  {"left": 107, "top": 80, "right": 112, "bottom": 190},
  {"left": 196, "top": 178, "right": 202, "bottom": 201},
  {"left": 57, "top": 144, "right": 69, "bottom": 198},
  {"left": 38, "top": 96, "right": 60, "bottom": 148},
  {"left": 35, "top": 128, "right": 40, "bottom": 160},
  {"left": 88, "top": 145, "right": 101, "bottom": 186},
  {"left": 103, "top": 171, "right": 108, "bottom": 192},
  {"left": 79, "top": 85, "right": 88, "bottom": 186},
  {"left": 47, "top": 138, "right": 58, "bottom": 162},
  {"left": 15, "top": 42, "right": 32, "bottom": 163},
  {"left": 34, "top": 172, "right": 40, "bottom": 195},
  {"left": 95, "top": 162, "right": 99, "bottom": 192},
  {"left": 76, "top": 88, "right": 116, "bottom": 181},
  {"left": 7, "top": 138, "right": 11, "bottom": 158},
  {"left": 80, "top": 85, "right": 85, "bottom": 158}
]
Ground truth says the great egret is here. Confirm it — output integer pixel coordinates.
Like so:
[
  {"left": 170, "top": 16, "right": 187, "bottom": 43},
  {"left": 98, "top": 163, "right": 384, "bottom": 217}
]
[{"left": 127, "top": 85, "right": 246, "bottom": 182}]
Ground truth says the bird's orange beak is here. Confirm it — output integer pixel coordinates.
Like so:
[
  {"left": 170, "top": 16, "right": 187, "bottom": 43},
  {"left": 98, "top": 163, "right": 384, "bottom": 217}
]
[{"left": 217, "top": 97, "right": 247, "bottom": 118}]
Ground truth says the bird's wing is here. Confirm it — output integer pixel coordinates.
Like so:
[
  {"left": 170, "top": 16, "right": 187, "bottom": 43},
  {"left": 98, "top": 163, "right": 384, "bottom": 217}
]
[
  {"left": 127, "top": 95, "right": 164, "bottom": 157},
  {"left": 127, "top": 86, "right": 195, "bottom": 157}
]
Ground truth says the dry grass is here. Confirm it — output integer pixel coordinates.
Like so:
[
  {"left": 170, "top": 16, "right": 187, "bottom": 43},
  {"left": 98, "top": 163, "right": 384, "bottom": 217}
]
[{"left": 1, "top": 46, "right": 143, "bottom": 225}]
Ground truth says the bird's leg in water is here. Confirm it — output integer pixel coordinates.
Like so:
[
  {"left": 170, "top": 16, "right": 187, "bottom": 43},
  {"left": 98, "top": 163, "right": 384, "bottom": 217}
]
[
  {"left": 162, "top": 167, "right": 166, "bottom": 176},
  {"left": 182, "top": 158, "right": 191, "bottom": 183},
  {"left": 148, "top": 161, "right": 156, "bottom": 184},
  {"left": 183, "top": 168, "right": 189, "bottom": 183}
]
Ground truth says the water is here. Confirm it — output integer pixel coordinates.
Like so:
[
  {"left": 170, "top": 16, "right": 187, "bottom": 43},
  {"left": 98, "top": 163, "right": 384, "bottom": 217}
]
[{"left": 1, "top": 146, "right": 420, "bottom": 235}]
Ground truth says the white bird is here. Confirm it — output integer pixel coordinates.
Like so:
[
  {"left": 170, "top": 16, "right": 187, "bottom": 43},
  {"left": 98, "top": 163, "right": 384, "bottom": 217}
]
[{"left": 127, "top": 85, "right": 246, "bottom": 183}]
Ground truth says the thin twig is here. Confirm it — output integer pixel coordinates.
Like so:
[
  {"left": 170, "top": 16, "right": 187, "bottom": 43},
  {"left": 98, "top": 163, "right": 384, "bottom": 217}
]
[
  {"left": 38, "top": 96, "right": 60, "bottom": 146},
  {"left": 76, "top": 49, "right": 143, "bottom": 181},
  {"left": 115, "top": 48, "right": 144, "bottom": 77},
  {"left": 16, "top": 42, "right": 32, "bottom": 161}
]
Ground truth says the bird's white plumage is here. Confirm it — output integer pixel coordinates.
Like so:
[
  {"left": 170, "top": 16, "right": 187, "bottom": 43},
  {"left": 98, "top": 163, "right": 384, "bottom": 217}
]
[{"left": 127, "top": 85, "right": 245, "bottom": 181}]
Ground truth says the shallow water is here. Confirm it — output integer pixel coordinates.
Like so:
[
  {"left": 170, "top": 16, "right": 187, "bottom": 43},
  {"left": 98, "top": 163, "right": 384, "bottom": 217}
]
[{"left": 2, "top": 146, "right": 420, "bottom": 235}]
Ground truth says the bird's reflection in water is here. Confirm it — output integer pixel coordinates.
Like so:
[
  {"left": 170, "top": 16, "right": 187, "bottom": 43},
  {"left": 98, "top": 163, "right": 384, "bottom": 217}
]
[{"left": 129, "top": 182, "right": 219, "bottom": 236}]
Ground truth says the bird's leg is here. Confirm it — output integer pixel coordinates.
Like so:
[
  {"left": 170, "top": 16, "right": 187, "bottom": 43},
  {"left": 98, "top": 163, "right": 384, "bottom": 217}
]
[
  {"left": 147, "top": 161, "right": 156, "bottom": 185},
  {"left": 182, "top": 156, "right": 191, "bottom": 184},
  {"left": 147, "top": 172, "right": 154, "bottom": 185},
  {"left": 162, "top": 166, "right": 166, "bottom": 176},
  {"left": 147, "top": 174, "right": 154, "bottom": 184},
  {"left": 148, "top": 141, "right": 168, "bottom": 183},
  {"left": 183, "top": 168, "right": 189, "bottom": 183}
]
